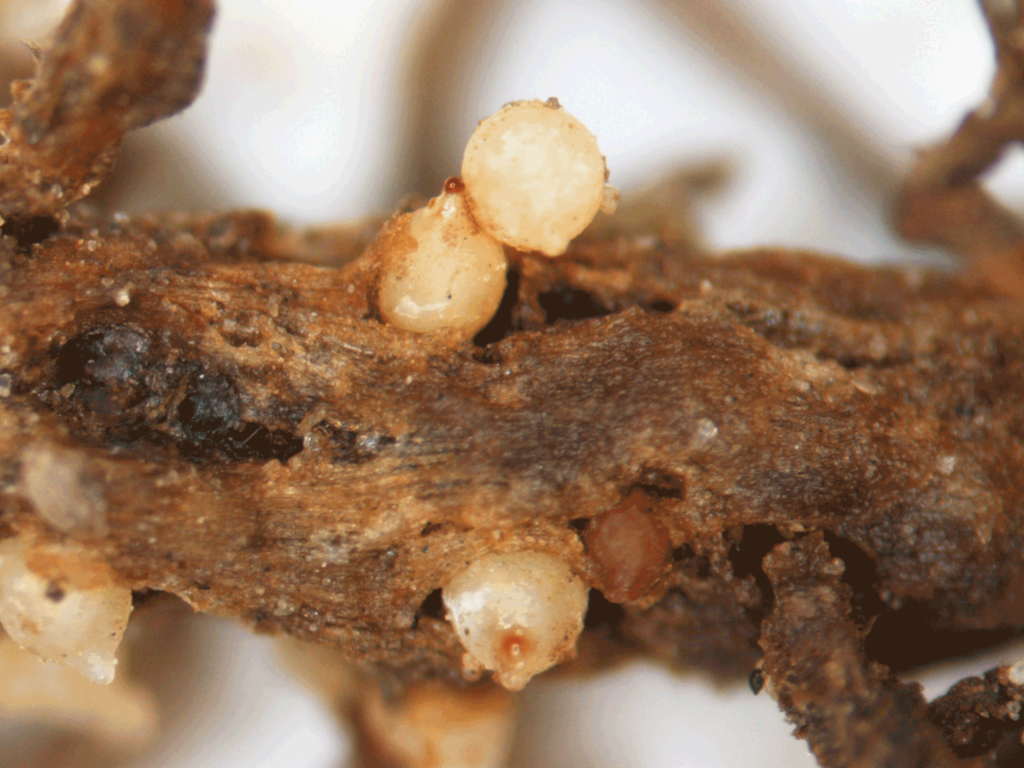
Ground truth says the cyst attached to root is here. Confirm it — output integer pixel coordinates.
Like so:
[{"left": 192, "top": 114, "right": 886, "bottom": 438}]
[
  {"left": 371, "top": 98, "right": 617, "bottom": 337},
  {"left": 587, "top": 490, "right": 671, "bottom": 603},
  {"left": 377, "top": 181, "right": 507, "bottom": 338},
  {"left": 441, "top": 550, "right": 589, "bottom": 691},
  {"left": 0, "top": 536, "right": 132, "bottom": 684},
  {"left": 462, "top": 99, "right": 615, "bottom": 256}
]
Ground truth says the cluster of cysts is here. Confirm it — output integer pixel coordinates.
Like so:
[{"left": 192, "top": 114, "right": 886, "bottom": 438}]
[
  {"left": 0, "top": 100, "right": 675, "bottom": 695},
  {"left": 374, "top": 98, "right": 619, "bottom": 338},
  {"left": 441, "top": 491, "right": 672, "bottom": 691},
  {"left": 377, "top": 99, "right": 630, "bottom": 690}
]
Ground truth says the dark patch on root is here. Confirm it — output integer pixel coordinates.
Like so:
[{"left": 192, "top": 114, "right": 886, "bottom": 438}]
[
  {"left": 728, "top": 524, "right": 786, "bottom": 621},
  {"left": 418, "top": 588, "right": 445, "bottom": 620},
  {"left": 866, "top": 602, "right": 1021, "bottom": 674},
  {"left": 473, "top": 267, "right": 520, "bottom": 349},
  {"left": 823, "top": 531, "right": 885, "bottom": 628},
  {"left": 632, "top": 467, "right": 687, "bottom": 500},
  {"left": 538, "top": 284, "right": 611, "bottom": 324},
  {"left": 584, "top": 588, "right": 626, "bottom": 631},
  {"left": 175, "top": 372, "right": 303, "bottom": 462},
  {"left": 53, "top": 324, "right": 303, "bottom": 464},
  {"left": 2, "top": 215, "right": 60, "bottom": 250},
  {"left": 315, "top": 422, "right": 396, "bottom": 465}
]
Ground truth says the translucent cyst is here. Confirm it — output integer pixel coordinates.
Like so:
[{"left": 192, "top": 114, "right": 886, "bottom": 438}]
[
  {"left": 587, "top": 490, "right": 671, "bottom": 603},
  {"left": 0, "top": 537, "right": 132, "bottom": 684},
  {"left": 377, "top": 185, "right": 508, "bottom": 338},
  {"left": 462, "top": 99, "right": 609, "bottom": 256},
  {"left": 442, "top": 550, "right": 589, "bottom": 691}
]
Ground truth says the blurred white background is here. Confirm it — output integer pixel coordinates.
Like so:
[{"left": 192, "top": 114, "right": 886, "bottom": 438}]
[
  {"left": 6, "top": 0, "right": 1011, "bottom": 259},
  {"left": 5, "top": 0, "right": 1024, "bottom": 766}
]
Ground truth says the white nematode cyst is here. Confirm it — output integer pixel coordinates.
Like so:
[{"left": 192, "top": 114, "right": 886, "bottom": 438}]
[
  {"left": 0, "top": 537, "right": 132, "bottom": 684},
  {"left": 442, "top": 551, "right": 589, "bottom": 691},
  {"left": 462, "top": 99, "right": 614, "bottom": 256},
  {"left": 378, "top": 185, "right": 508, "bottom": 338}
]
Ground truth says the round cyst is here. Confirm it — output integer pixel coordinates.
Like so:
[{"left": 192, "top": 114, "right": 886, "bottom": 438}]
[
  {"left": 377, "top": 187, "right": 508, "bottom": 338},
  {"left": 442, "top": 550, "right": 589, "bottom": 691},
  {"left": 587, "top": 490, "right": 671, "bottom": 603},
  {"left": 461, "top": 99, "right": 608, "bottom": 257}
]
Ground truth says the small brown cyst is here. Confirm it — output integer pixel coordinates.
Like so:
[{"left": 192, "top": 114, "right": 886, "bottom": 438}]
[
  {"left": 444, "top": 176, "right": 465, "bottom": 194},
  {"left": 587, "top": 490, "right": 671, "bottom": 603}
]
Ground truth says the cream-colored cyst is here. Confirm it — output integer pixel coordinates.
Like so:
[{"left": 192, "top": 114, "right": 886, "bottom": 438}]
[
  {"left": 462, "top": 99, "right": 611, "bottom": 256},
  {"left": 442, "top": 550, "right": 589, "bottom": 692},
  {"left": 378, "top": 186, "right": 507, "bottom": 338},
  {"left": 0, "top": 537, "right": 132, "bottom": 684},
  {"left": 20, "top": 445, "right": 108, "bottom": 537}
]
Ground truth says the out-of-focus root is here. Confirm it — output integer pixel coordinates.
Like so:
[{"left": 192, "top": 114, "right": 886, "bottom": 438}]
[{"left": 0, "top": 0, "right": 214, "bottom": 220}]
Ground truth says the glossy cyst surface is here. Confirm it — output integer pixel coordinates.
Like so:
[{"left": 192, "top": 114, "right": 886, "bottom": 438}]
[
  {"left": 462, "top": 99, "right": 609, "bottom": 256},
  {"left": 442, "top": 551, "right": 589, "bottom": 691},
  {"left": 378, "top": 188, "right": 507, "bottom": 338},
  {"left": 587, "top": 490, "right": 671, "bottom": 603}
]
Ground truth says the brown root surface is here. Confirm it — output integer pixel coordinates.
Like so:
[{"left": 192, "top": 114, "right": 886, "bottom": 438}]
[
  {"left": 760, "top": 533, "right": 964, "bottom": 768},
  {"left": 927, "top": 664, "right": 1024, "bottom": 763},
  {"left": 2, "top": 210, "right": 1023, "bottom": 697},
  {"left": 5, "top": 3, "right": 1024, "bottom": 766}
]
